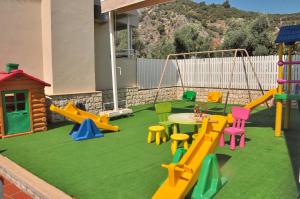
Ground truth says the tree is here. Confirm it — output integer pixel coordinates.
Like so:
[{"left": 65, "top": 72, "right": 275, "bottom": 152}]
[
  {"left": 222, "top": 15, "right": 275, "bottom": 55},
  {"left": 132, "top": 29, "right": 146, "bottom": 57},
  {"left": 174, "top": 24, "right": 211, "bottom": 53},
  {"left": 222, "top": 0, "right": 231, "bottom": 8},
  {"left": 222, "top": 25, "right": 250, "bottom": 50},
  {"left": 253, "top": 45, "right": 269, "bottom": 56},
  {"left": 150, "top": 39, "right": 175, "bottom": 59},
  {"left": 157, "top": 24, "right": 165, "bottom": 35}
]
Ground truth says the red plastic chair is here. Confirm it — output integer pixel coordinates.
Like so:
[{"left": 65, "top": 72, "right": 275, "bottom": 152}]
[{"left": 219, "top": 107, "right": 250, "bottom": 150}]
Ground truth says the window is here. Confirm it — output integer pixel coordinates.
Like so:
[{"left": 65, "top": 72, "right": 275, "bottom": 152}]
[
  {"left": 17, "top": 102, "right": 25, "bottom": 111},
  {"left": 16, "top": 93, "right": 25, "bottom": 101},
  {"left": 4, "top": 91, "right": 27, "bottom": 112}
]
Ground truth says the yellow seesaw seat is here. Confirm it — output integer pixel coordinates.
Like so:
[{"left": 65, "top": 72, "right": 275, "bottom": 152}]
[{"left": 50, "top": 101, "right": 119, "bottom": 132}]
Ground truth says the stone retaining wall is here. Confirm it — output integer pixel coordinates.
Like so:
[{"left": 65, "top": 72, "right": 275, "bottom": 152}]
[
  {"left": 101, "top": 87, "right": 178, "bottom": 110},
  {"left": 47, "top": 87, "right": 278, "bottom": 122}
]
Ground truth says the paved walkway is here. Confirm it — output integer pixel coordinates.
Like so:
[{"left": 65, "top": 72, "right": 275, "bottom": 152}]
[
  {"left": 2, "top": 176, "right": 31, "bottom": 199},
  {"left": 0, "top": 155, "right": 73, "bottom": 199}
]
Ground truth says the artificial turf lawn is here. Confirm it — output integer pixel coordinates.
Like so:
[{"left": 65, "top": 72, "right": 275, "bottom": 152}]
[{"left": 0, "top": 101, "right": 298, "bottom": 199}]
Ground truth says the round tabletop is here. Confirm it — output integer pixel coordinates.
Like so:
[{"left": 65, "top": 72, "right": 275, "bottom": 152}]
[{"left": 168, "top": 113, "right": 211, "bottom": 125}]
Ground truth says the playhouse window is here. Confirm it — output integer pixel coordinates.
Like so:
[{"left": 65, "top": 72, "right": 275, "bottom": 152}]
[
  {"left": 5, "top": 93, "right": 14, "bottom": 103},
  {"left": 17, "top": 102, "right": 25, "bottom": 111},
  {"left": 5, "top": 103, "right": 15, "bottom": 112},
  {"left": 16, "top": 93, "right": 25, "bottom": 101}
]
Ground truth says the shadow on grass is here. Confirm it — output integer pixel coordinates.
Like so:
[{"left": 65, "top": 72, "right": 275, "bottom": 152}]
[
  {"left": 223, "top": 137, "right": 251, "bottom": 146},
  {"left": 217, "top": 153, "right": 232, "bottom": 168},
  {"left": 48, "top": 121, "right": 72, "bottom": 130},
  {"left": 284, "top": 109, "right": 300, "bottom": 194},
  {"left": 0, "top": 149, "right": 7, "bottom": 153},
  {"left": 184, "top": 153, "right": 231, "bottom": 199}
]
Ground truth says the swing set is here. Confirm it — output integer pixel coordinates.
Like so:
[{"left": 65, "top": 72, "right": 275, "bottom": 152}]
[{"left": 154, "top": 49, "right": 267, "bottom": 114}]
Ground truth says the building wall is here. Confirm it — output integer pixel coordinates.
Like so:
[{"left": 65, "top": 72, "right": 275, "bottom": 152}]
[
  {"left": 49, "top": 0, "right": 96, "bottom": 95},
  {"left": 94, "top": 23, "right": 137, "bottom": 90},
  {"left": 0, "top": 0, "right": 43, "bottom": 79}
]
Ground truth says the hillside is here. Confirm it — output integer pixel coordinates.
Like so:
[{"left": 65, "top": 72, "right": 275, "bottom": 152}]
[{"left": 117, "top": 0, "right": 300, "bottom": 58}]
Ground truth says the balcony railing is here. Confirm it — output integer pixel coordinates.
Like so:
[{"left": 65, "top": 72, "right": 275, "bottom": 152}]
[{"left": 116, "top": 49, "right": 136, "bottom": 58}]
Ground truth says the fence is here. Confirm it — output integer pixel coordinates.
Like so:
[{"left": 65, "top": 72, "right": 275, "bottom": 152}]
[{"left": 137, "top": 55, "right": 300, "bottom": 92}]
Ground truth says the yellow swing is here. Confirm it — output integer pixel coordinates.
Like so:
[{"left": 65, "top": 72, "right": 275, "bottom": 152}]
[
  {"left": 207, "top": 91, "right": 223, "bottom": 103},
  {"left": 207, "top": 52, "right": 223, "bottom": 103}
]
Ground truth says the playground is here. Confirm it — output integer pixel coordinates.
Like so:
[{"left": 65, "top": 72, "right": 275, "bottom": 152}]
[
  {"left": 0, "top": 101, "right": 298, "bottom": 199},
  {"left": 0, "top": 16, "right": 300, "bottom": 198}
]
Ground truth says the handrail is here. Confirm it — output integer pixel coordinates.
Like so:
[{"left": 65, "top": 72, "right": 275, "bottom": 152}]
[
  {"left": 278, "top": 60, "right": 300, "bottom": 65},
  {"left": 277, "top": 78, "right": 300, "bottom": 84}
]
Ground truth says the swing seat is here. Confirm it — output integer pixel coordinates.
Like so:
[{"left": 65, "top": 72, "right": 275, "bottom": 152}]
[
  {"left": 207, "top": 92, "right": 223, "bottom": 103},
  {"left": 182, "top": 90, "right": 196, "bottom": 101}
]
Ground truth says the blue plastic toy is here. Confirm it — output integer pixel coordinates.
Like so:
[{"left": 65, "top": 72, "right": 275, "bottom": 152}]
[{"left": 69, "top": 119, "right": 104, "bottom": 141}]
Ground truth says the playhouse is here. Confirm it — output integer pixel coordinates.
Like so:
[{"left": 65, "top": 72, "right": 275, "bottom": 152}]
[{"left": 0, "top": 64, "right": 50, "bottom": 137}]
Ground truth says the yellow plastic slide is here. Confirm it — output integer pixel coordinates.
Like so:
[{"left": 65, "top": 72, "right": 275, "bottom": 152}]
[
  {"left": 152, "top": 115, "right": 228, "bottom": 199},
  {"left": 50, "top": 101, "right": 119, "bottom": 132},
  {"left": 244, "top": 88, "right": 277, "bottom": 110}
]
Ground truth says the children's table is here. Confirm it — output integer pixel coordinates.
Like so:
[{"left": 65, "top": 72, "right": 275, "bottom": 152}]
[{"left": 168, "top": 113, "right": 212, "bottom": 133}]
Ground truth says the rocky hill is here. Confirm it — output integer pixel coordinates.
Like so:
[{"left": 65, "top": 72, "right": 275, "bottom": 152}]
[{"left": 119, "top": 0, "right": 300, "bottom": 58}]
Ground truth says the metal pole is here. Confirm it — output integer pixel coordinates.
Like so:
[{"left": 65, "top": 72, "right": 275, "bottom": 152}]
[
  {"left": 243, "top": 50, "right": 268, "bottom": 107},
  {"left": 127, "top": 15, "right": 132, "bottom": 57},
  {"left": 154, "top": 55, "right": 171, "bottom": 104},
  {"left": 109, "top": 11, "right": 119, "bottom": 111},
  {"left": 275, "top": 43, "right": 284, "bottom": 137},
  {"left": 175, "top": 57, "right": 185, "bottom": 93},
  {"left": 224, "top": 50, "right": 238, "bottom": 114},
  {"left": 241, "top": 52, "right": 252, "bottom": 102},
  {"left": 284, "top": 45, "right": 293, "bottom": 129}
]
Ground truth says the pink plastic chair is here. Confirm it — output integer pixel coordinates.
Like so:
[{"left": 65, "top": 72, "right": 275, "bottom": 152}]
[{"left": 220, "top": 107, "right": 250, "bottom": 150}]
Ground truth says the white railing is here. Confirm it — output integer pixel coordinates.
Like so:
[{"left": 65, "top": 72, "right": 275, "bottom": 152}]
[{"left": 137, "top": 55, "right": 300, "bottom": 92}]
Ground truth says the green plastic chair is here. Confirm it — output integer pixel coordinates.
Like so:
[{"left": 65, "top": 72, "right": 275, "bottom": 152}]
[
  {"left": 154, "top": 102, "right": 177, "bottom": 138},
  {"left": 182, "top": 90, "right": 196, "bottom": 102}
]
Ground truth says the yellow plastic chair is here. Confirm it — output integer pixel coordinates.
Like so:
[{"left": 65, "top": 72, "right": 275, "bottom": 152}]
[{"left": 207, "top": 92, "right": 223, "bottom": 103}]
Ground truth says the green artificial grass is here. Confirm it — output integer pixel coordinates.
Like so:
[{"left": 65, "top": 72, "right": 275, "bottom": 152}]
[{"left": 0, "top": 101, "right": 298, "bottom": 199}]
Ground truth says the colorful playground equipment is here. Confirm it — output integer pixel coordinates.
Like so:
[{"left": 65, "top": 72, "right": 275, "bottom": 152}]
[
  {"left": 50, "top": 101, "right": 119, "bottom": 132},
  {"left": 170, "top": 133, "right": 189, "bottom": 155},
  {"left": 147, "top": 125, "right": 167, "bottom": 145},
  {"left": 274, "top": 24, "right": 300, "bottom": 136},
  {"left": 182, "top": 90, "right": 197, "bottom": 101},
  {"left": 69, "top": 119, "right": 104, "bottom": 141},
  {"left": 152, "top": 115, "right": 228, "bottom": 198},
  {"left": 154, "top": 102, "right": 177, "bottom": 138},
  {"left": 220, "top": 107, "right": 250, "bottom": 150},
  {"left": 154, "top": 49, "right": 266, "bottom": 114},
  {"left": 207, "top": 91, "right": 223, "bottom": 103}
]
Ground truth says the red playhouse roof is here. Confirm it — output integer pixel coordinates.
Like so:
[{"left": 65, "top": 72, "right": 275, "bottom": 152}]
[{"left": 0, "top": 69, "right": 50, "bottom": 86}]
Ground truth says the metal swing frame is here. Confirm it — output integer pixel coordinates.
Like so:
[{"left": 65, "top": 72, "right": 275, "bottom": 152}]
[{"left": 153, "top": 49, "right": 267, "bottom": 114}]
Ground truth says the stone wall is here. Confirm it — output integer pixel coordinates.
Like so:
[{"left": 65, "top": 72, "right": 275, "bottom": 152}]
[
  {"left": 47, "top": 87, "right": 278, "bottom": 122},
  {"left": 46, "top": 91, "right": 102, "bottom": 122},
  {"left": 101, "top": 87, "right": 178, "bottom": 110}
]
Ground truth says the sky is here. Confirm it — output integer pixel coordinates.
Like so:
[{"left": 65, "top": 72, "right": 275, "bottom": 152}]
[{"left": 193, "top": 0, "right": 300, "bottom": 14}]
